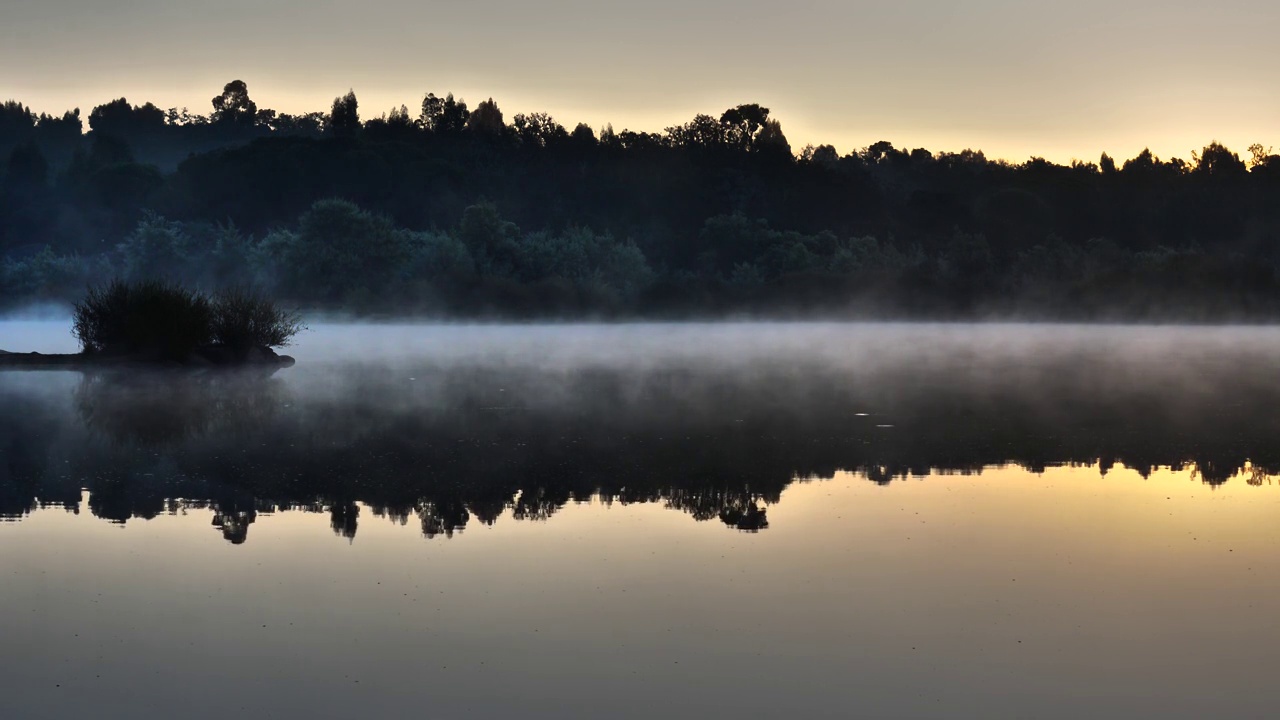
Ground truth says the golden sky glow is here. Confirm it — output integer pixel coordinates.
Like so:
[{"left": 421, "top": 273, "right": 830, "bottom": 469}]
[{"left": 3, "top": 0, "right": 1278, "bottom": 163}]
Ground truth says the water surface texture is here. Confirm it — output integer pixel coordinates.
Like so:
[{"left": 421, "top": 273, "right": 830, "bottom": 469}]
[{"left": 3, "top": 323, "right": 1279, "bottom": 718}]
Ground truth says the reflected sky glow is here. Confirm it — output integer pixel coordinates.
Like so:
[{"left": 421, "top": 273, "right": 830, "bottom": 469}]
[{"left": 3, "top": 464, "right": 1278, "bottom": 718}]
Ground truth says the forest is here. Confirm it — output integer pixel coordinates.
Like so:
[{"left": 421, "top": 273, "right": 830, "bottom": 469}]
[{"left": 4, "top": 80, "right": 1280, "bottom": 319}]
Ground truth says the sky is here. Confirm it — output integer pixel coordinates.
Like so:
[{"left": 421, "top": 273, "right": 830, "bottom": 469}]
[{"left": 2, "top": 0, "right": 1277, "bottom": 163}]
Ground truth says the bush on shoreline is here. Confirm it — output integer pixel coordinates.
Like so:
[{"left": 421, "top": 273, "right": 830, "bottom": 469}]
[
  {"left": 72, "top": 280, "right": 302, "bottom": 359},
  {"left": 211, "top": 286, "right": 305, "bottom": 351}
]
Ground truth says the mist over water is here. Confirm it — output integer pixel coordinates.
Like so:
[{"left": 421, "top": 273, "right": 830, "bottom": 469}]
[
  {"left": 7, "top": 320, "right": 1280, "bottom": 529},
  {"left": 4, "top": 321, "right": 1280, "bottom": 718}
]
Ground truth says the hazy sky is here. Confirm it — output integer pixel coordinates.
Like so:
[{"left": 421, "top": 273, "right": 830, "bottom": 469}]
[{"left": 3, "top": 0, "right": 1277, "bottom": 162}]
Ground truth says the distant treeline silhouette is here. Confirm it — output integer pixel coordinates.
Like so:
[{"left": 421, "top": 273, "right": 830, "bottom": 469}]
[{"left": 4, "top": 80, "right": 1280, "bottom": 317}]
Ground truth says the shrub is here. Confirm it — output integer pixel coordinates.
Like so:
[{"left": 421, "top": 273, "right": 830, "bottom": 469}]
[
  {"left": 211, "top": 287, "right": 304, "bottom": 350},
  {"left": 71, "top": 280, "right": 303, "bottom": 359},
  {"left": 72, "top": 279, "right": 213, "bottom": 359}
]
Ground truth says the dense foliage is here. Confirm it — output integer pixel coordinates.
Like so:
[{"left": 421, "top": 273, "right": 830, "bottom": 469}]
[
  {"left": 72, "top": 279, "right": 301, "bottom": 358},
  {"left": 73, "top": 280, "right": 213, "bottom": 358},
  {"left": 211, "top": 287, "right": 305, "bottom": 352},
  {"left": 5, "top": 82, "right": 1280, "bottom": 319}
]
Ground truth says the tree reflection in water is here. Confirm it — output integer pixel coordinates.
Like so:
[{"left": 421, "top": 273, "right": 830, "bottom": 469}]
[{"left": 3, "top": 351, "right": 1280, "bottom": 544}]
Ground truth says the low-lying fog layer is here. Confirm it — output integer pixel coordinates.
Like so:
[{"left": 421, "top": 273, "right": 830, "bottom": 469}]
[
  {"left": 7, "top": 320, "right": 1278, "bottom": 440},
  {"left": 9, "top": 317, "right": 1276, "bottom": 364},
  {"left": 5, "top": 321, "right": 1280, "bottom": 510},
  {"left": 8, "top": 320, "right": 1275, "bottom": 436}
]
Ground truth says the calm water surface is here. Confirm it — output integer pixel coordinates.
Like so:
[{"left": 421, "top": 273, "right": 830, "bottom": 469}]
[{"left": 2, "top": 322, "right": 1279, "bottom": 718}]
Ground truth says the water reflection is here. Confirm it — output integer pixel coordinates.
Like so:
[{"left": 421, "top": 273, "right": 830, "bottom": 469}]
[
  {"left": 4, "top": 328, "right": 1280, "bottom": 544},
  {"left": 74, "top": 368, "right": 288, "bottom": 447},
  {"left": 7, "top": 324, "right": 1280, "bottom": 719}
]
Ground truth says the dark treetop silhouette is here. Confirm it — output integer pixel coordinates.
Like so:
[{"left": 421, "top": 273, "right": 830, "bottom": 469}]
[{"left": 3, "top": 81, "right": 1280, "bottom": 319}]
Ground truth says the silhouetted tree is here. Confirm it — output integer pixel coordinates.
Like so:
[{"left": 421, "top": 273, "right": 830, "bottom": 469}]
[
  {"left": 1193, "top": 142, "right": 1247, "bottom": 178},
  {"left": 1100, "top": 152, "right": 1117, "bottom": 174},
  {"left": 88, "top": 98, "right": 166, "bottom": 141},
  {"left": 211, "top": 80, "right": 258, "bottom": 126},
  {"left": 420, "top": 92, "right": 469, "bottom": 133},
  {"left": 720, "top": 103, "right": 770, "bottom": 150},
  {"left": 570, "top": 122, "right": 597, "bottom": 146},
  {"left": 513, "top": 112, "right": 566, "bottom": 148},
  {"left": 0, "top": 100, "right": 37, "bottom": 158},
  {"left": 467, "top": 97, "right": 505, "bottom": 136},
  {"left": 754, "top": 119, "right": 790, "bottom": 157},
  {"left": 666, "top": 114, "right": 725, "bottom": 149},
  {"left": 328, "top": 91, "right": 360, "bottom": 138},
  {"left": 365, "top": 105, "right": 417, "bottom": 141}
]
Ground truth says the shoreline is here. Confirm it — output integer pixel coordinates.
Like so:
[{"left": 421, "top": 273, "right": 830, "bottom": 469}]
[{"left": 0, "top": 349, "right": 295, "bottom": 370}]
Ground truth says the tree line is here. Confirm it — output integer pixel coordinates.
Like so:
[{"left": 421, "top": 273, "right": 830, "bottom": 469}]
[{"left": 4, "top": 80, "right": 1280, "bottom": 318}]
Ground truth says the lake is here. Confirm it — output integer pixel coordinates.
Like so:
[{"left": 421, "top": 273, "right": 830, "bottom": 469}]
[{"left": 2, "top": 322, "right": 1279, "bottom": 718}]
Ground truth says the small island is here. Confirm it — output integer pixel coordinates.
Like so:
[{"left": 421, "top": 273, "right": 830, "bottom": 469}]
[{"left": 0, "top": 280, "right": 302, "bottom": 369}]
